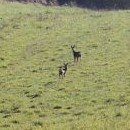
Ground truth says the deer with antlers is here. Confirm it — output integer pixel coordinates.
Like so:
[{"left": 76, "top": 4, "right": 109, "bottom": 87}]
[{"left": 71, "top": 45, "right": 81, "bottom": 62}]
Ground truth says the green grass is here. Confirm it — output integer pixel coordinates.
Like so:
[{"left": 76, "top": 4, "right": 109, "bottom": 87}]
[{"left": 0, "top": 1, "right": 130, "bottom": 130}]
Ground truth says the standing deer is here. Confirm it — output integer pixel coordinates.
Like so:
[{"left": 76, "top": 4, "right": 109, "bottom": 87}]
[
  {"left": 71, "top": 45, "right": 81, "bottom": 62},
  {"left": 59, "top": 63, "right": 68, "bottom": 79}
]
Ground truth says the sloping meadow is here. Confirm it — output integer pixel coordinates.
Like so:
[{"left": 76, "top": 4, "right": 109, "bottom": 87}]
[{"left": 0, "top": 2, "right": 130, "bottom": 130}]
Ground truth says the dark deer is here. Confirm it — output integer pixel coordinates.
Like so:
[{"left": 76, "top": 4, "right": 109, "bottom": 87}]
[
  {"left": 59, "top": 63, "right": 68, "bottom": 79},
  {"left": 71, "top": 45, "right": 81, "bottom": 62}
]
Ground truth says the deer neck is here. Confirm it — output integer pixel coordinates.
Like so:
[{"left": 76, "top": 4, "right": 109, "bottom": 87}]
[
  {"left": 64, "top": 66, "right": 67, "bottom": 71},
  {"left": 72, "top": 49, "right": 75, "bottom": 53}
]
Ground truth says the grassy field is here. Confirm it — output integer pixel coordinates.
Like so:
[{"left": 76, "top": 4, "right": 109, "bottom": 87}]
[{"left": 0, "top": 1, "right": 130, "bottom": 130}]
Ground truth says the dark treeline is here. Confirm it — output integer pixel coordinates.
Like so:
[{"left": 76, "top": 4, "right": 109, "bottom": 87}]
[
  {"left": 6, "top": 0, "right": 130, "bottom": 9},
  {"left": 79, "top": 0, "right": 130, "bottom": 9},
  {"left": 58, "top": 0, "right": 130, "bottom": 9}
]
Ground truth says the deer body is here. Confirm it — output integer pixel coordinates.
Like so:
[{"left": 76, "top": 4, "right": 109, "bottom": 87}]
[
  {"left": 59, "top": 63, "right": 68, "bottom": 79},
  {"left": 71, "top": 45, "right": 81, "bottom": 62}
]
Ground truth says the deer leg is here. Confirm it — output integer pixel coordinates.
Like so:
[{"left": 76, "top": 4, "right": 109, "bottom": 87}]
[
  {"left": 62, "top": 74, "right": 64, "bottom": 79},
  {"left": 59, "top": 74, "right": 61, "bottom": 79},
  {"left": 77, "top": 57, "right": 78, "bottom": 62},
  {"left": 80, "top": 55, "right": 81, "bottom": 61},
  {"left": 59, "top": 72, "right": 62, "bottom": 79},
  {"left": 74, "top": 57, "right": 76, "bottom": 62}
]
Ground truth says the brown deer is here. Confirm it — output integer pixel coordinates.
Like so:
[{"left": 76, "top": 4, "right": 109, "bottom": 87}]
[
  {"left": 71, "top": 45, "right": 81, "bottom": 62},
  {"left": 59, "top": 63, "right": 68, "bottom": 79}
]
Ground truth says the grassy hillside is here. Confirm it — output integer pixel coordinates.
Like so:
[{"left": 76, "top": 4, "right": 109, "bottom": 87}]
[{"left": 0, "top": 2, "right": 130, "bottom": 130}]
